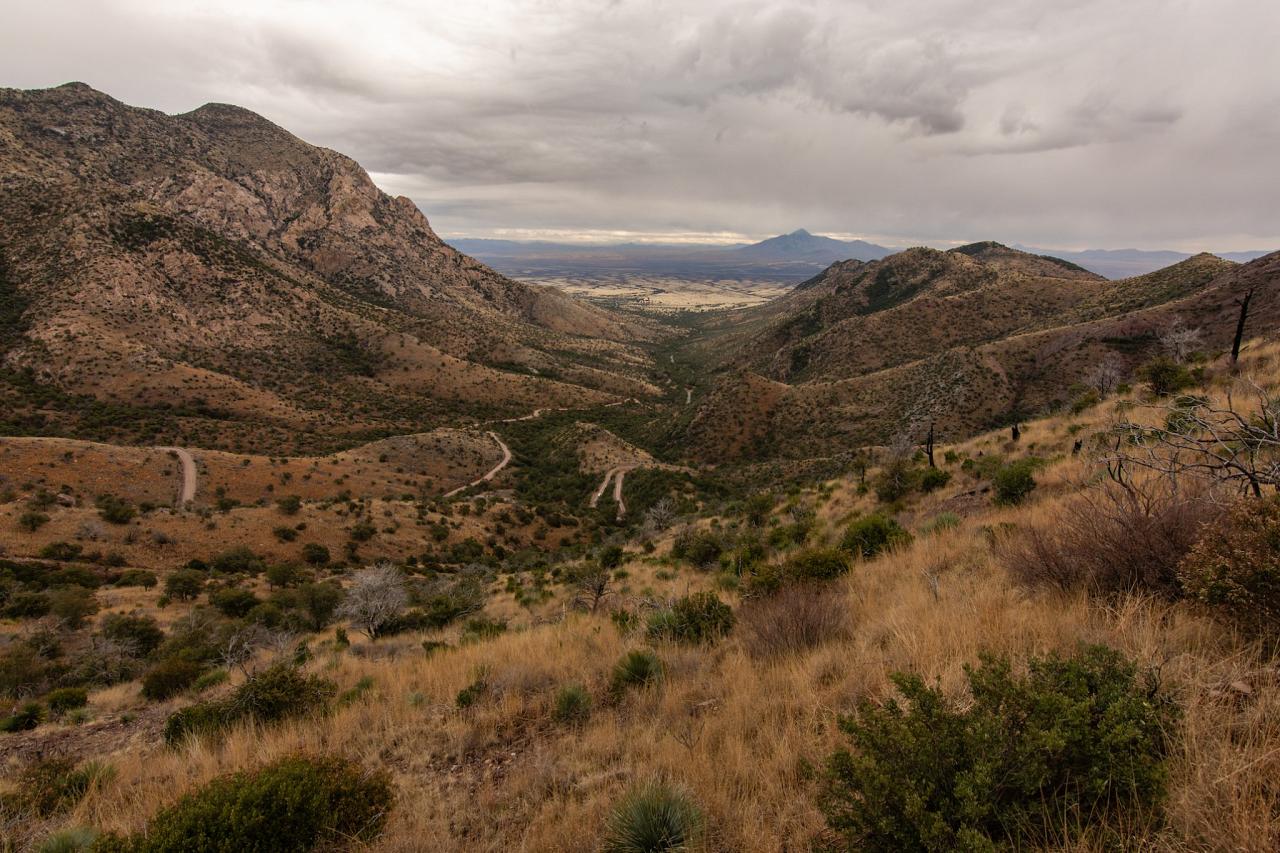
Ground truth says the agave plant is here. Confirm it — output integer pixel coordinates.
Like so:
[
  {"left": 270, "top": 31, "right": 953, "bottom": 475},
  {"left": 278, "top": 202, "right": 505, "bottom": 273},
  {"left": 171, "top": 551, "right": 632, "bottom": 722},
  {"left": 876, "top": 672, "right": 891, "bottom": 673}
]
[{"left": 604, "top": 780, "right": 705, "bottom": 853}]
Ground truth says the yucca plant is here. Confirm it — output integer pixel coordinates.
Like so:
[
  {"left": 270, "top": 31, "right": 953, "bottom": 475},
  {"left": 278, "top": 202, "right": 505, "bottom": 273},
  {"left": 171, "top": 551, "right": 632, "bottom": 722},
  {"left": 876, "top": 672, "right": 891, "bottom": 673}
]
[
  {"left": 552, "top": 683, "right": 592, "bottom": 725},
  {"left": 609, "top": 650, "right": 663, "bottom": 696},
  {"left": 604, "top": 780, "right": 705, "bottom": 852}
]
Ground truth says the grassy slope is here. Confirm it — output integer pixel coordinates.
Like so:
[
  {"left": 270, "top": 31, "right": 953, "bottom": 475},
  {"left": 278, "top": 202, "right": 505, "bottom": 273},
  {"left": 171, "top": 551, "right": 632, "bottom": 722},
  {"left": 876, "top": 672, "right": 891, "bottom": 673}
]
[{"left": 9, "top": 339, "right": 1274, "bottom": 851}]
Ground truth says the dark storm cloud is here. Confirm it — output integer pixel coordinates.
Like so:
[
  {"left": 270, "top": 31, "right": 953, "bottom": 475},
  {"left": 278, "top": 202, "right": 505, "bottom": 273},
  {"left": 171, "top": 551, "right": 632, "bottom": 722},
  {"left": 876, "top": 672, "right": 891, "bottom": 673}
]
[{"left": 2, "top": 0, "right": 1278, "bottom": 250}]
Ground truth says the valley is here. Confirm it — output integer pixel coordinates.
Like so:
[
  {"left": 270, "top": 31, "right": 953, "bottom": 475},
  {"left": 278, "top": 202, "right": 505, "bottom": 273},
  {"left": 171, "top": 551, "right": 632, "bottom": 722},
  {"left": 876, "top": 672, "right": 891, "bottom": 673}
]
[{"left": 1, "top": 81, "right": 1278, "bottom": 853}]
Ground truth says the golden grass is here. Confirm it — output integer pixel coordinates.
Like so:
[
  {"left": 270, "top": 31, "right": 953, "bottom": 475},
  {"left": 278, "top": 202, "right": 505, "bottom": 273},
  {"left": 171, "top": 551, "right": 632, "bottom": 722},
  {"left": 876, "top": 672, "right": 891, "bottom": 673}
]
[{"left": 17, "top": 340, "right": 1280, "bottom": 850}]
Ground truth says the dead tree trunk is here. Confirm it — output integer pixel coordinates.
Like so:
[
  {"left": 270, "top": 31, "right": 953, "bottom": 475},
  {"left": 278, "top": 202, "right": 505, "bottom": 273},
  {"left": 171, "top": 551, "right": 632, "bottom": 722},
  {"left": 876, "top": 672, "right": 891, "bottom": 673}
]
[
  {"left": 925, "top": 420, "right": 936, "bottom": 468},
  {"left": 1231, "top": 287, "right": 1255, "bottom": 367}
]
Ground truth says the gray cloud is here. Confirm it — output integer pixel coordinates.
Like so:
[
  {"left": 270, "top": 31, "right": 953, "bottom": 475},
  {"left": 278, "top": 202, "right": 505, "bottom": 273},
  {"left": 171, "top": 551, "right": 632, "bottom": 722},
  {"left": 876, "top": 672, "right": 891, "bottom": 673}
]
[{"left": 2, "top": 0, "right": 1278, "bottom": 251}]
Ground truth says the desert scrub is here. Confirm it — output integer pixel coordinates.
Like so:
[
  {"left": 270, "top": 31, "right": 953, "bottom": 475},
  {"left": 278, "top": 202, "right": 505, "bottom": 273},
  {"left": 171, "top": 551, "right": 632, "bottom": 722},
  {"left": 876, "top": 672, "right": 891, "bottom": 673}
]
[
  {"left": 841, "top": 514, "right": 911, "bottom": 559},
  {"left": 821, "top": 645, "right": 1176, "bottom": 851},
  {"left": 163, "top": 663, "right": 335, "bottom": 745},
  {"left": 0, "top": 757, "right": 113, "bottom": 818},
  {"left": 646, "top": 592, "right": 734, "bottom": 644},
  {"left": 991, "top": 458, "right": 1039, "bottom": 505},
  {"left": 1179, "top": 496, "right": 1280, "bottom": 637},
  {"left": 552, "top": 683, "right": 592, "bottom": 725},
  {"left": 604, "top": 780, "right": 705, "bottom": 853},
  {"left": 610, "top": 649, "right": 663, "bottom": 696},
  {"left": 92, "top": 754, "right": 392, "bottom": 852}
]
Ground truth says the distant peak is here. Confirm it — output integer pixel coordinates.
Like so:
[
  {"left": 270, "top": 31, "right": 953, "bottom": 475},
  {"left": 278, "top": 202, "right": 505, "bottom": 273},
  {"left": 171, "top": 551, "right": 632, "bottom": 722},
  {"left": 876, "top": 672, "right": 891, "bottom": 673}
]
[
  {"left": 950, "top": 240, "right": 1009, "bottom": 256},
  {"left": 787, "top": 228, "right": 813, "bottom": 238}
]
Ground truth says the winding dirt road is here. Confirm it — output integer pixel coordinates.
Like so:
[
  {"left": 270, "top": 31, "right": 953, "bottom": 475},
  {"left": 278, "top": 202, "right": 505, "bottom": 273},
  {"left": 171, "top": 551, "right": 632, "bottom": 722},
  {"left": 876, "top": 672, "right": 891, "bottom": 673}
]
[
  {"left": 443, "top": 431, "right": 512, "bottom": 498},
  {"left": 590, "top": 464, "right": 637, "bottom": 519},
  {"left": 160, "top": 447, "right": 197, "bottom": 506}
]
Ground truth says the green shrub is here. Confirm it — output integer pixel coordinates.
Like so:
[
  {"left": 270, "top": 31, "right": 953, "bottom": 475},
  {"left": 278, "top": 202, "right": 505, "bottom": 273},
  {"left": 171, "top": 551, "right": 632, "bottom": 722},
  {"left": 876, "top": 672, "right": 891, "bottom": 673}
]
[
  {"left": 841, "top": 514, "right": 911, "bottom": 559},
  {"left": 0, "top": 757, "right": 111, "bottom": 817},
  {"left": 552, "top": 683, "right": 592, "bottom": 726},
  {"left": 19, "top": 510, "right": 51, "bottom": 532},
  {"left": 192, "top": 668, "right": 229, "bottom": 692},
  {"left": 918, "top": 467, "right": 951, "bottom": 493},
  {"left": 1139, "top": 356, "right": 1194, "bottom": 396},
  {"left": 460, "top": 616, "right": 507, "bottom": 643},
  {"left": 272, "top": 525, "right": 299, "bottom": 543},
  {"left": 209, "top": 546, "right": 265, "bottom": 575},
  {"left": 610, "top": 650, "right": 663, "bottom": 696},
  {"left": 114, "top": 569, "right": 157, "bottom": 589},
  {"left": 647, "top": 592, "right": 734, "bottom": 644},
  {"left": 0, "top": 701, "right": 44, "bottom": 732},
  {"left": 96, "top": 494, "right": 136, "bottom": 525},
  {"left": 163, "top": 664, "right": 335, "bottom": 745},
  {"left": 277, "top": 495, "right": 302, "bottom": 516},
  {"left": 46, "top": 687, "right": 89, "bottom": 716},
  {"left": 101, "top": 613, "right": 165, "bottom": 657},
  {"left": 40, "top": 541, "right": 84, "bottom": 561},
  {"left": 164, "top": 569, "right": 205, "bottom": 601},
  {"left": 209, "top": 586, "right": 260, "bottom": 618},
  {"left": 1179, "top": 496, "right": 1280, "bottom": 637},
  {"left": 604, "top": 780, "right": 705, "bottom": 853},
  {"left": 142, "top": 658, "right": 204, "bottom": 702},
  {"left": 821, "top": 645, "right": 1176, "bottom": 851},
  {"left": 48, "top": 587, "right": 98, "bottom": 629},
  {"left": 670, "top": 529, "right": 722, "bottom": 567},
  {"left": 872, "top": 459, "right": 919, "bottom": 503},
  {"left": 301, "top": 543, "right": 330, "bottom": 565},
  {"left": 992, "top": 459, "right": 1038, "bottom": 506},
  {"left": 111, "top": 754, "right": 392, "bottom": 852},
  {"left": 783, "top": 548, "right": 850, "bottom": 582},
  {"left": 266, "top": 562, "right": 301, "bottom": 588}
]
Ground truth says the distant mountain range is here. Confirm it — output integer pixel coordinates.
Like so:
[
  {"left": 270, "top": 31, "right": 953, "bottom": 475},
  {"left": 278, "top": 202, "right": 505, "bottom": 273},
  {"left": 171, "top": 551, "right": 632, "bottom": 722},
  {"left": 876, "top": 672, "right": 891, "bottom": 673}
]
[
  {"left": 450, "top": 229, "right": 896, "bottom": 281},
  {"left": 451, "top": 230, "right": 1274, "bottom": 281}
]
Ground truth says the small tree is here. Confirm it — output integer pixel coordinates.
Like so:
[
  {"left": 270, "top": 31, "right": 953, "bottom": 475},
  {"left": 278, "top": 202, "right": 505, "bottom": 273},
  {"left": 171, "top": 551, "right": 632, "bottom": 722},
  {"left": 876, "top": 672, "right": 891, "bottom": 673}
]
[
  {"left": 1159, "top": 319, "right": 1203, "bottom": 364},
  {"left": 336, "top": 562, "right": 408, "bottom": 640}
]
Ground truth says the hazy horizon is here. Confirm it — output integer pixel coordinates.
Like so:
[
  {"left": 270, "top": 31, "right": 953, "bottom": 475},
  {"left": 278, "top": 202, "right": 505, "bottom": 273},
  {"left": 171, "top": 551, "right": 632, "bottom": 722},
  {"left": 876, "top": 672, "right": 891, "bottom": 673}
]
[{"left": 4, "top": 1, "right": 1278, "bottom": 252}]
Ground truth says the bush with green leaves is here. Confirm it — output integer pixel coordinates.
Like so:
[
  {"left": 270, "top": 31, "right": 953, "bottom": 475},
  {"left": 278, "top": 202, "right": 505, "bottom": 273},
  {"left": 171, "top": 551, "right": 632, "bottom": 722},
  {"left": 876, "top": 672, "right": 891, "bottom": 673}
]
[
  {"left": 841, "top": 514, "right": 911, "bottom": 559},
  {"left": 301, "top": 542, "right": 331, "bottom": 566},
  {"left": 114, "top": 569, "right": 157, "bottom": 589},
  {"left": 552, "top": 683, "right": 592, "bottom": 726},
  {"left": 95, "top": 754, "right": 392, "bottom": 852},
  {"left": 992, "top": 459, "right": 1038, "bottom": 506},
  {"left": 1179, "top": 496, "right": 1280, "bottom": 637},
  {"left": 783, "top": 547, "right": 850, "bottom": 582},
  {"left": 0, "top": 701, "right": 44, "bottom": 732},
  {"left": 610, "top": 650, "right": 663, "bottom": 696},
  {"left": 209, "top": 546, "right": 265, "bottom": 575},
  {"left": 45, "top": 687, "right": 88, "bottom": 716},
  {"left": 604, "top": 780, "right": 705, "bottom": 853},
  {"left": 141, "top": 657, "right": 204, "bottom": 702},
  {"left": 0, "top": 757, "right": 112, "bottom": 818},
  {"left": 647, "top": 592, "right": 734, "bottom": 644},
  {"left": 1139, "top": 356, "right": 1195, "bottom": 396},
  {"left": 18, "top": 510, "right": 50, "bottom": 532},
  {"left": 670, "top": 529, "right": 722, "bottom": 567},
  {"left": 918, "top": 467, "right": 951, "bottom": 493},
  {"left": 95, "top": 494, "right": 136, "bottom": 525},
  {"left": 208, "top": 586, "right": 260, "bottom": 618},
  {"left": 821, "top": 645, "right": 1176, "bottom": 851},
  {"left": 100, "top": 613, "right": 165, "bottom": 658},
  {"left": 163, "top": 664, "right": 335, "bottom": 745},
  {"left": 277, "top": 494, "right": 302, "bottom": 515},
  {"left": 163, "top": 569, "right": 205, "bottom": 601}
]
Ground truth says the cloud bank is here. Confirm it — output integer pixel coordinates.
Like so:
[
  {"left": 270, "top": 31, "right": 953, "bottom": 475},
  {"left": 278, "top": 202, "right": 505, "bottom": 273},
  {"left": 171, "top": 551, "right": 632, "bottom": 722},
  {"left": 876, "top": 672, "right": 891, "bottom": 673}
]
[{"left": 2, "top": 0, "right": 1278, "bottom": 250}]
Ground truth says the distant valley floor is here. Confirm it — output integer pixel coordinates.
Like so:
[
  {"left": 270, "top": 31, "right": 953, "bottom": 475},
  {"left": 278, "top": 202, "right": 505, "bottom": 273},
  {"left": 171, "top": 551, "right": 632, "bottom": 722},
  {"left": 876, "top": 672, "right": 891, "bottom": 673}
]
[{"left": 522, "top": 273, "right": 794, "bottom": 312}]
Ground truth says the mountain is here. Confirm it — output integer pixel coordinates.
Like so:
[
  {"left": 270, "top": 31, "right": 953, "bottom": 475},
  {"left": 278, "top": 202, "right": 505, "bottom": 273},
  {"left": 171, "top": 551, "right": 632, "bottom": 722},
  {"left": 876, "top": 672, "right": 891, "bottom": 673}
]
[
  {"left": 679, "top": 243, "right": 1278, "bottom": 461},
  {"left": 1017, "top": 245, "right": 1275, "bottom": 279},
  {"left": 0, "top": 83, "right": 660, "bottom": 455},
  {"left": 449, "top": 229, "right": 894, "bottom": 281},
  {"left": 729, "top": 228, "right": 895, "bottom": 263}
]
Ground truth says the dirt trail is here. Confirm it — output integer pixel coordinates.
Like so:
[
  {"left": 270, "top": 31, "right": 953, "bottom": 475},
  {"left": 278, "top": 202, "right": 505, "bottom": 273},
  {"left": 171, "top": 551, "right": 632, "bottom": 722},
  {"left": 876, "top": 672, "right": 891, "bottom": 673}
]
[
  {"left": 589, "top": 464, "right": 636, "bottom": 519},
  {"left": 160, "top": 447, "right": 196, "bottom": 506},
  {"left": 589, "top": 469, "right": 615, "bottom": 508},
  {"left": 443, "top": 432, "right": 512, "bottom": 497}
]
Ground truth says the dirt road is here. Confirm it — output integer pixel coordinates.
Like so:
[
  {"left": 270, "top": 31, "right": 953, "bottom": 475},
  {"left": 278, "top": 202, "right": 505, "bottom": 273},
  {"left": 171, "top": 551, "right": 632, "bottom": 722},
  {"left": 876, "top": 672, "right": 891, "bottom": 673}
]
[
  {"left": 443, "top": 432, "right": 512, "bottom": 497},
  {"left": 160, "top": 447, "right": 196, "bottom": 506}
]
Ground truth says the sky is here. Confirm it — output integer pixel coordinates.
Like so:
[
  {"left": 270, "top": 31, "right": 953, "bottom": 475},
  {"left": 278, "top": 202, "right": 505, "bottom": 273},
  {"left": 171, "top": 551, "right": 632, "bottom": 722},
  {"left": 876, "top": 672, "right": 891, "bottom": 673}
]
[{"left": 2, "top": 0, "right": 1278, "bottom": 251}]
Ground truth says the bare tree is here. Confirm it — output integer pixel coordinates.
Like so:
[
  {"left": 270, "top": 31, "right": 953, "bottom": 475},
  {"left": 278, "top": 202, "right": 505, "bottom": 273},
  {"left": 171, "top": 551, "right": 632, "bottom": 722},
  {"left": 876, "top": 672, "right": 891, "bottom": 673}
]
[
  {"left": 337, "top": 562, "right": 409, "bottom": 640},
  {"left": 572, "top": 567, "right": 612, "bottom": 614},
  {"left": 643, "top": 496, "right": 677, "bottom": 533},
  {"left": 1084, "top": 358, "right": 1123, "bottom": 395},
  {"left": 1105, "top": 379, "right": 1280, "bottom": 498},
  {"left": 220, "top": 624, "right": 268, "bottom": 674},
  {"left": 1159, "top": 319, "right": 1203, "bottom": 364}
]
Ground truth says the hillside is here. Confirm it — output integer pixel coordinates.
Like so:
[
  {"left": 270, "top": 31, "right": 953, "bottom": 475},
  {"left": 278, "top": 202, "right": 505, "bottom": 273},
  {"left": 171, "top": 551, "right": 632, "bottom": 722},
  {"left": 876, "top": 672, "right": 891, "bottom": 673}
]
[
  {"left": 680, "top": 244, "right": 1276, "bottom": 460},
  {"left": 0, "top": 83, "right": 660, "bottom": 455}
]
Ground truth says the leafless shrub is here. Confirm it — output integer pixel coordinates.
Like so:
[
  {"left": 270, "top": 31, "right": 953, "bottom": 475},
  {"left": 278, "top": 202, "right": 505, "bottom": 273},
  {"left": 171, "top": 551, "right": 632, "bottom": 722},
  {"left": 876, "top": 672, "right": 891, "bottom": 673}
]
[
  {"left": 1106, "top": 379, "right": 1280, "bottom": 497},
  {"left": 76, "top": 520, "right": 105, "bottom": 541},
  {"left": 1159, "top": 319, "right": 1203, "bottom": 364},
  {"left": 1084, "top": 357, "right": 1123, "bottom": 395},
  {"left": 337, "top": 562, "right": 408, "bottom": 639},
  {"left": 644, "top": 497, "right": 677, "bottom": 532},
  {"left": 738, "top": 584, "right": 851, "bottom": 658},
  {"left": 1000, "top": 479, "right": 1222, "bottom": 597}
]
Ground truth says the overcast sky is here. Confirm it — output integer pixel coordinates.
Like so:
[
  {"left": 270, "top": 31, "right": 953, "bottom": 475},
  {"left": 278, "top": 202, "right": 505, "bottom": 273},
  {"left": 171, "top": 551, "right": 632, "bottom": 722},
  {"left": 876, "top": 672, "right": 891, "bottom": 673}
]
[{"left": 2, "top": 0, "right": 1278, "bottom": 250}]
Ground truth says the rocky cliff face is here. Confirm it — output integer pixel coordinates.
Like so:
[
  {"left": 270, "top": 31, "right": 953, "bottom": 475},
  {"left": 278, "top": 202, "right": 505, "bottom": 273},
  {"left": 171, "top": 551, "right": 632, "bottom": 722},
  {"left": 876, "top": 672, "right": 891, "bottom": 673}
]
[{"left": 0, "top": 83, "right": 657, "bottom": 453}]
